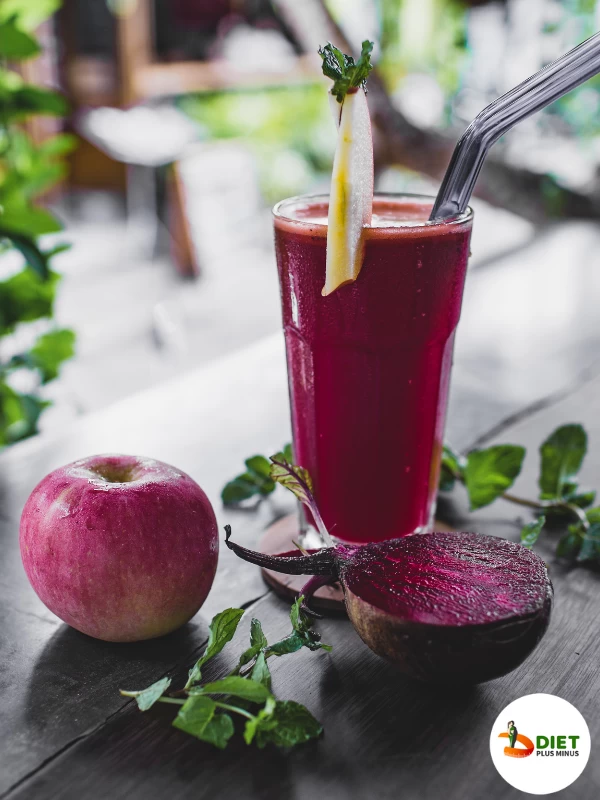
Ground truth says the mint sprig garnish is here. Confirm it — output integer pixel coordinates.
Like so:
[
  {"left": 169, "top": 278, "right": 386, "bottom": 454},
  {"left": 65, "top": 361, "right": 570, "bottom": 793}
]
[
  {"left": 224, "top": 422, "right": 600, "bottom": 564},
  {"left": 318, "top": 40, "right": 374, "bottom": 103},
  {"left": 120, "top": 597, "right": 328, "bottom": 750}
]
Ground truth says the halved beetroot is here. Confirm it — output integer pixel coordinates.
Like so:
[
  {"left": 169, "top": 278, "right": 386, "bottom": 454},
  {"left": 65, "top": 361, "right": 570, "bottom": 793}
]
[
  {"left": 225, "top": 456, "right": 553, "bottom": 684},
  {"left": 225, "top": 531, "right": 552, "bottom": 684}
]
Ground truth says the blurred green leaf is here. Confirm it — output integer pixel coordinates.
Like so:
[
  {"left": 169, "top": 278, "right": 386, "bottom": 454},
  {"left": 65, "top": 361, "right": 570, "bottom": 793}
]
[
  {"left": 0, "top": 383, "right": 50, "bottom": 445},
  {"left": 539, "top": 424, "right": 587, "bottom": 501},
  {"left": 520, "top": 516, "right": 546, "bottom": 550},
  {"left": 0, "top": 203, "right": 62, "bottom": 236},
  {"left": 28, "top": 328, "right": 75, "bottom": 383},
  {"left": 577, "top": 523, "right": 600, "bottom": 562},
  {"left": 0, "top": 17, "right": 40, "bottom": 60},
  {"left": 464, "top": 445, "right": 526, "bottom": 511},
  {"left": 0, "top": 269, "right": 59, "bottom": 334},
  {"left": 0, "top": 83, "right": 67, "bottom": 122},
  {"left": 556, "top": 526, "right": 583, "bottom": 560},
  {"left": 0, "top": 0, "right": 61, "bottom": 30},
  {"left": 439, "top": 444, "right": 464, "bottom": 492},
  {"left": 0, "top": 228, "right": 50, "bottom": 278},
  {"left": 38, "top": 133, "right": 78, "bottom": 157}
]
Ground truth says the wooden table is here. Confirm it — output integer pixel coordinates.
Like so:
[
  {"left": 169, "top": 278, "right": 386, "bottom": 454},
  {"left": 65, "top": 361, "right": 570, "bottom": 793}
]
[{"left": 2, "top": 240, "right": 600, "bottom": 799}]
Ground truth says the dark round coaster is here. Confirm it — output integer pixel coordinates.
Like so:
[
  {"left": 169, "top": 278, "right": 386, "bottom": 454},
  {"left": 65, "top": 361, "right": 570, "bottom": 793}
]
[{"left": 259, "top": 514, "right": 455, "bottom": 613}]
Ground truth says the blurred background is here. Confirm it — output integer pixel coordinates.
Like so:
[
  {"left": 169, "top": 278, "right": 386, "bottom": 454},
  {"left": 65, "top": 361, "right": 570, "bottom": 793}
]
[{"left": 1, "top": 0, "right": 600, "bottom": 446}]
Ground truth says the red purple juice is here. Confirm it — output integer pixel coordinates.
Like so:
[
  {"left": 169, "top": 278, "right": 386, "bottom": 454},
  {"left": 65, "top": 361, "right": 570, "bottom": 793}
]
[{"left": 273, "top": 193, "right": 473, "bottom": 544}]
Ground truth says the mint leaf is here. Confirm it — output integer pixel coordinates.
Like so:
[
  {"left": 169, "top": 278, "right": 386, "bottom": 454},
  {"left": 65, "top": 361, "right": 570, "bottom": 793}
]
[
  {"left": 439, "top": 444, "right": 464, "bottom": 492},
  {"left": 585, "top": 507, "right": 600, "bottom": 524},
  {"left": 268, "top": 629, "right": 331, "bottom": 656},
  {"left": 289, "top": 596, "right": 306, "bottom": 633},
  {"left": 520, "top": 516, "right": 545, "bottom": 549},
  {"left": 237, "top": 618, "right": 268, "bottom": 669},
  {"left": 222, "top": 446, "right": 292, "bottom": 505},
  {"left": 283, "top": 443, "right": 294, "bottom": 462},
  {"left": 267, "top": 597, "right": 331, "bottom": 654},
  {"left": 201, "top": 713, "right": 236, "bottom": 749},
  {"left": 254, "top": 701, "right": 323, "bottom": 748},
  {"left": 120, "top": 676, "right": 171, "bottom": 711},
  {"left": 221, "top": 474, "right": 263, "bottom": 505},
  {"left": 319, "top": 40, "right": 374, "bottom": 103},
  {"left": 245, "top": 455, "right": 271, "bottom": 479},
  {"left": 243, "top": 696, "right": 277, "bottom": 745},
  {"left": 267, "top": 632, "right": 307, "bottom": 656},
  {"left": 173, "top": 695, "right": 235, "bottom": 749},
  {"left": 567, "top": 490, "right": 596, "bottom": 509},
  {"left": 464, "top": 445, "right": 526, "bottom": 510},
  {"left": 250, "top": 617, "right": 268, "bottom": 650},
  {"left": 186, "top": 608, "right": 244, "bottom": 688},
  {"left": 539, "top": 424, "right": 587, "bottom": 501},
  {"left": 0, "top": 17, "right": 40, "bottom": 59},
  {"left": 250, "top": 652, "right": 272, "bottom": 689},
  {"left": 556, "top": 526, "right": 583, "bottom": 559},
  {"left": 577, "top": 523, "right": 600, "bottom": 562},
  {"left": 191, "top": 676, "right": 272, "bottom": 704}
]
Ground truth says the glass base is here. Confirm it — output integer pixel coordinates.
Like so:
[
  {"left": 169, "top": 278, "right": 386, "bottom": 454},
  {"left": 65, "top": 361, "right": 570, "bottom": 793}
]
[{"left": 296, "top": 499, "right": 437, "bottom": 548}]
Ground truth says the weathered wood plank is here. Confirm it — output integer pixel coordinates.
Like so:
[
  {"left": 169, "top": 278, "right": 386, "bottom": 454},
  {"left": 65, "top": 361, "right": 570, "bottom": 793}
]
[{"left": 3, "top": 348, "right": 599, "bottom": 800}]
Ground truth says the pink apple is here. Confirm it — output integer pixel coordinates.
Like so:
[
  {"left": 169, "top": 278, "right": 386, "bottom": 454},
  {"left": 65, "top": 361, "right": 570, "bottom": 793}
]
[{"left": 20, "top": 454, "right": 218, "bottom": 642}]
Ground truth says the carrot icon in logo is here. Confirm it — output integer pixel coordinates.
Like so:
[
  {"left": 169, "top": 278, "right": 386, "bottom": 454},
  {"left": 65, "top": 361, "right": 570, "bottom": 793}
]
[{"left": 499, "top": 720, "right": 534, "bottom": 757}]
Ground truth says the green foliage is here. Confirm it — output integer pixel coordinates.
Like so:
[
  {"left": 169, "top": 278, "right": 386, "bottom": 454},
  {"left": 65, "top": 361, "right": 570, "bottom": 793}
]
[
  {"left": 0, "top": 0, "right": 61, "bottom": 31},
  {"left": 437, "top": 423, "right": 598, "bottom": 565},
  {"left": 318, "top": 40, "right": 374, "bottom": 103},
  {"left": 120, "top": 677, "right": 172, "bottom": 712},
  {"left": 520, "top": 516, "right": 546, "bottom": 550},
  {"left": 221, "top": 444, "right": 291, "bottom": 505},
  {"left": 122, "top": 597, "right": 327, "bottom": 750},
  {"left": 0, "top": 17, "right": 40, "bottom": 60},
  {"left": 538, "top": 424, "right": 587, "bottom": 501},
  {"left": 179, "top": 86, "right": 333, "bottom": 203},
  {"left": 464, "top": 445, "right": 526, "bottom": 510},
  {"left": 0, "top": 2, "right": 75, "bottom": 446},
  {"left": 439, "top": 444, "right": 464, "bottom": 492},
  {"left": 185, "top": 608, "right": 245, "bottom": 689}
]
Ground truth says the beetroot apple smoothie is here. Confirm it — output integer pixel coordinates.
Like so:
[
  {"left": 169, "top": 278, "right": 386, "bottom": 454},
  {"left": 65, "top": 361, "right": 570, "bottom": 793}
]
[{"left": 274, "top": 193, "right": 473, "bottom": 544}]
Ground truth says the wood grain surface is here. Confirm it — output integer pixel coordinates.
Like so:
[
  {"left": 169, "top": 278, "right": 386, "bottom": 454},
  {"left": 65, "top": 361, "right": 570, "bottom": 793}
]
[{"left": 1, "top": 325, "right": 599, "bottom": 799}]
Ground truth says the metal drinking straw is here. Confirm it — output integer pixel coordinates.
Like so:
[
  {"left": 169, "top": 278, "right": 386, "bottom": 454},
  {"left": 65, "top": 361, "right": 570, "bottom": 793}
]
[{"left": 430, "top": 31, "right": 600, "bottom": 221}]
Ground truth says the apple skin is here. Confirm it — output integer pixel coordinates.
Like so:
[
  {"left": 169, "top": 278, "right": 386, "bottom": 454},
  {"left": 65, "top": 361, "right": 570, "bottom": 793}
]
[{"left": 20, "top": 454, "right": 218, "bottom": 642}]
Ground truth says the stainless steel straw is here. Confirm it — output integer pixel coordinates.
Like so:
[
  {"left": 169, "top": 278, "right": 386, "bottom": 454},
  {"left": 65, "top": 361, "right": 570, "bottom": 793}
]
[{"left": 430, "top": 31, "right": 600, "bottom": 220}]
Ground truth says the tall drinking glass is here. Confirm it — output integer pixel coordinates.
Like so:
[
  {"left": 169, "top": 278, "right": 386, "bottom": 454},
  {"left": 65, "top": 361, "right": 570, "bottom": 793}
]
[{"left": 273, "top": 193, "right": 473, "bottom": 544}]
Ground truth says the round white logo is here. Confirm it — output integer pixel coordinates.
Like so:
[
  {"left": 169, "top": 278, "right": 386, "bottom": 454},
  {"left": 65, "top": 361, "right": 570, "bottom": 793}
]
[{"left": 489, "top": 694, "right": 590, "bottom": 795}]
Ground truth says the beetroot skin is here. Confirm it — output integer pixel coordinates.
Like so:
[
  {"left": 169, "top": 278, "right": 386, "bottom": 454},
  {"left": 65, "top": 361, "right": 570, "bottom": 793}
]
[
  {"left": 225, "top": 530, "right": 553, "bottom": 684},
  {"left": 20, "top": 455, "right": 218, "bottom": 642}
]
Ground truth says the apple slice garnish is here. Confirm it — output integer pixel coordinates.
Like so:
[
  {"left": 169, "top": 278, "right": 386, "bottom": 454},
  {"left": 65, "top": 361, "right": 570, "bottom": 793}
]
[{"left": 323, "top": 87, "right": 373, "bottom": 296}]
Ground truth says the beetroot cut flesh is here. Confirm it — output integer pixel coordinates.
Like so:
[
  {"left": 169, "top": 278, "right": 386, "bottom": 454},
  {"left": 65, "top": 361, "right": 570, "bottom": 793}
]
[
  {"left": 340, "top": 532, "right": 553, "bottom": 684},
  {"left": 225, "top": 528, "right": 553, "bottom": 684}
]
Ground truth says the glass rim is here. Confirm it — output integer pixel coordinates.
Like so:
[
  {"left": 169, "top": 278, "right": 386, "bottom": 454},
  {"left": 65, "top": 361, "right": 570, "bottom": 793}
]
[{"left": 272, "top": 191, "right": 474, "bottom": 232}]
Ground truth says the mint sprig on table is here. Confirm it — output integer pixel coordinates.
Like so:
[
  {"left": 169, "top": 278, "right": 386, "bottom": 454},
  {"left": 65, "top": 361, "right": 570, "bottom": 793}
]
[
  {"left": 223, "top": 423, "right": 599, "bottom": 564},
  {"left": 318, "top": 40, "right": 374, "bottom": 103},
  {"left": 221, "top": 443, "right": 293, "bottom": 504},
  {"left": 442, "top": 423, "right": 597, "bottom": 562},
  {"left": 120, "top": 598, "right": 330, "bottom": 750}
]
